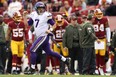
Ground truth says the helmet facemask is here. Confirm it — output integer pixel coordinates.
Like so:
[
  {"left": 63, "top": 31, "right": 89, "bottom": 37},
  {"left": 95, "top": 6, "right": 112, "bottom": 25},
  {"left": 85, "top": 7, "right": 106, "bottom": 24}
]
[
  {"left": 94, "top": 9, "right": 103, "bottom": 20},
  {"left": 36, "top": 7, "right": 45, "bottom": 15},
  {"left": 55, "top": 15, "right": 64, "bottom": 26},
  {"left": 13, "top": 11, "right": 22, "bottom": 22}
]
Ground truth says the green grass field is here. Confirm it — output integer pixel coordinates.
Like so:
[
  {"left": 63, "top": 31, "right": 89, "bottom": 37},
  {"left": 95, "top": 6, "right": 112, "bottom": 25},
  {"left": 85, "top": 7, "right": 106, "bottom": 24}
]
[{"left": 0, "top": 75, "right": 116, "bottom": 77}]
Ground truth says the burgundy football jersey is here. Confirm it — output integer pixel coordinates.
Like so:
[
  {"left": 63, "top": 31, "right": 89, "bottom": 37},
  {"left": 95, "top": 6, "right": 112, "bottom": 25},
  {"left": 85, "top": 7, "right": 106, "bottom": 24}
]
[
  {"left": 54, "top": 20, "right": 68, "bottom": 42},
  {"left": 9, "top": 21, "right": 25, "bottom": 41},
  {"left": 93, "top": 17, "right": 108, "bottom": 39}
]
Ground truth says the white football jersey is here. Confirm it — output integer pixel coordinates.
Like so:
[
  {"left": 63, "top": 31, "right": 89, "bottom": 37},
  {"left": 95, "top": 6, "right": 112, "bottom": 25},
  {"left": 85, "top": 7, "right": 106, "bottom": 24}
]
[{"left": 29, "top": 11, "right": 52, "bottom": 38}]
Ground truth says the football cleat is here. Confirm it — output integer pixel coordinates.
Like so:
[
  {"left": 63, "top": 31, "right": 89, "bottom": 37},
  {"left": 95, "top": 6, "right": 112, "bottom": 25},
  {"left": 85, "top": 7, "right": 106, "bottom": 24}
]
[
  {"left": 110, "top": 72, "right": 116, "bottom": 75},
  {"left": 11, "top": 70, "right": 18, "bottom": 75},
  {"left": 99, "top": 68, "right": 105, "bottom": 75},
  {"left": 64, "top": 57, "right": 71, "bottom": 70},
  {"left": 27, "top": 68, "right": 36, "bottom": 75},
  {"left": 24, "top": 67, "right": 29, "bottom": 74}
]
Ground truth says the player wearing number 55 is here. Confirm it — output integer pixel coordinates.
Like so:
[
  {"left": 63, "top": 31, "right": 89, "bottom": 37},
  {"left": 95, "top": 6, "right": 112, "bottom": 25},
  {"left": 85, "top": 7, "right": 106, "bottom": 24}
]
[{"left": 6, "top": 11, "right": 27, "bottom": 74}]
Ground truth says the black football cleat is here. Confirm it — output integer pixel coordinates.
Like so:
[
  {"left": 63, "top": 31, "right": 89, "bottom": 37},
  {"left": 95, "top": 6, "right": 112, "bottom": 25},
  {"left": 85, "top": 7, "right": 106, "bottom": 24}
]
[
  {"left": 64, "top": 57, "right": 71, "bottom": 69},
  {"left": 24, "top": 67, "right": 29, "bottom": 74},
  {"left": 12, "top": 70, "right": 18, "bottom": 75},
  {"left": 110, "top": 72, "right": 116, "bottom": 75},
  {"left": 27, "top": 68, "right": 36, "bottom": 75}
]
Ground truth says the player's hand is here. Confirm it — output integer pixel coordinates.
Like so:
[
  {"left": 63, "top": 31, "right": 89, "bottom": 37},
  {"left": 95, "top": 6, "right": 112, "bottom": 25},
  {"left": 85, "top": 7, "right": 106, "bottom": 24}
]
[
  {"left": 56, "top": 43, "right": 61, "bottom": 48},
  {"left": 107, "top": 42, "right": 111, "bottom": 46},
  {"left": 115, "top": 48, "right": 116, "bottom": 51},
  {"left": 23, "top": 11, "right": 28, "bottom": 17},
  {"left": 114, "top": 48, "right": 116, "bottom": 52},
  {"left": 29, "top": 39, "right": 33, "bottom": 44},
  {"left": 96, "top": 39, "right": 101, "bottom": 44},
  {"left": 46, "top": 30, "right": 54, "bottom": 36},
  {"left": 48, "top": 32, "right": 54, "bottom": 36},
  {"left": 64, "top": 47, "right": 68, "bottom": 52},
  {"left": 25, "top": 40, "right": 30, "bottom": 47},
  {"left": 5, "top": 41, "right": 10, "bottom": 52},
  {"left": 46, "top": 29, "right": 51, "bottom": 34}
]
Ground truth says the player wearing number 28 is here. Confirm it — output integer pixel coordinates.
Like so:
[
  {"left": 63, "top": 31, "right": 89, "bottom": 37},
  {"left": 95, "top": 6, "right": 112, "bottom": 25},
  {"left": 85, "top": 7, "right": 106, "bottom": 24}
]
[
  {"left": 53, "top": 14, "right": 69, "bottom": 74},
  {"left": 6, "top": 11, "right": 26, "bottom": 74},
  {"left": 93, "top": 9, "right": 111, "bottom": 75}
]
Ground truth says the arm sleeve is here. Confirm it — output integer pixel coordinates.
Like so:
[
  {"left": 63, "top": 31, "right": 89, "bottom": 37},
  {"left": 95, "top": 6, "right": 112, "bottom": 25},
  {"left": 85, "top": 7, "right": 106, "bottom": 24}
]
[
  {"left": 47, "top": 19, "right": 55, "bottom": 26},
  {"left": 106, "top": 27, "right": 111, "bottom": 42},
  {"left": 28, "top": 30, "right": 33, "bottom": 40},
  {"left": 28, "top": 18, "right": 33, "bottom": 26},
  {"left": 46, "top": 12, "right": 55, "bottom": 26}
]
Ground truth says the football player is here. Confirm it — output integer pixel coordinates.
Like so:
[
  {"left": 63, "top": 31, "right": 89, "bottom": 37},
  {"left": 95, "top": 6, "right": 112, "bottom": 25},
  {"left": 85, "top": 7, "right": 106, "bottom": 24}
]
[
  {"left": 23, "top": 1, "right": 71, "bottom": 74},
  {"left": 53, "top": 14, "right": 69, "bottom": 74},
  {"left": 6, "top": 11, "right": 27, "bottom": 74},
  {"left": 93, "top": 9, "right": 111, "bottom": 75}
]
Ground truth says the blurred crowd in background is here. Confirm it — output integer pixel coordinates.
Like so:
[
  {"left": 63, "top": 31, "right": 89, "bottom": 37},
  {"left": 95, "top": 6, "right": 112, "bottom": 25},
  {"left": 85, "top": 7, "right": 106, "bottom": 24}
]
[{"left": 0, "top": 0, "right": 116, "bottom": 17}]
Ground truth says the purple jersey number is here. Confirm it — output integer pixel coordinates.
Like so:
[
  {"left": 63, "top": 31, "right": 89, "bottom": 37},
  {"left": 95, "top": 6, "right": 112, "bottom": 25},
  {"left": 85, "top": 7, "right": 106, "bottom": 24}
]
[{"left": 35, "top": 19, "right": 39, "bottom": 27}]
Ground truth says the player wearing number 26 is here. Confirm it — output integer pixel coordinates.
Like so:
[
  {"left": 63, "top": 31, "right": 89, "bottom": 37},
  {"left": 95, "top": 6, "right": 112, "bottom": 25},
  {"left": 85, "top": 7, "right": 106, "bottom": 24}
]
[
  {"left": 93, "top": 9, "right": 111, "bottom": 75},
  {"left": 6, "top": 11, "right": 26, "bottom": 74}
]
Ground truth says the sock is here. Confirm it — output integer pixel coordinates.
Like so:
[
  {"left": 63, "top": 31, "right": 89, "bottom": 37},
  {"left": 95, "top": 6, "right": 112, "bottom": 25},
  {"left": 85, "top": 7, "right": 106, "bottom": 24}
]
[
  {"left": 12, "top": 55, "right": 17, "bottom": 70},
  {"left": 96, "top": 54, "right": 99, "bottom": 68},
  {"left": 100, "top": 56, "right": 105, "bottom": 67},
  {"left": 61, "top": 56, "right": 66, "bottom": 62},
  {"left": 17, "top": 57, "right": 22, "bottom": 66},
  {"left": 31, "top": 64, "right": 35, "bottom": 69},
  {"left": 17, "top": 67, "right": 21, "bottom": 71},
  {"left": 12, "top": 67, "right": 16, "bottom": 71}
]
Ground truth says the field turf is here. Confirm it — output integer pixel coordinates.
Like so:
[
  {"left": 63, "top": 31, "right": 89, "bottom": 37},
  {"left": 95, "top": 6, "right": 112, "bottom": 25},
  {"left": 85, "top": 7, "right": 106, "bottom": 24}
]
[{"left": 0, "top": 75, "right": 116, "bottom": 77}]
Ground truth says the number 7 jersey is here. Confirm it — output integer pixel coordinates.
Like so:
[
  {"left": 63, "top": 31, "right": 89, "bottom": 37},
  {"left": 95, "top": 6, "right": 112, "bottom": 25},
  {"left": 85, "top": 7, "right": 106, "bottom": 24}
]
[
  {"left": 93, "top": 17, "right": 109, "bottom": 39},
  {"left": 28, "top": 11, "right": 52, "bottom": 38}
]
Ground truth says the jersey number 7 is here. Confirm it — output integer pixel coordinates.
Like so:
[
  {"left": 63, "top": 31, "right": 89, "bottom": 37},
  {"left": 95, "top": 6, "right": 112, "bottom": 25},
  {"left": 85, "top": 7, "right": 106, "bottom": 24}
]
[{"left": 35, "top": 19, "right": 39, "bottom": 27}]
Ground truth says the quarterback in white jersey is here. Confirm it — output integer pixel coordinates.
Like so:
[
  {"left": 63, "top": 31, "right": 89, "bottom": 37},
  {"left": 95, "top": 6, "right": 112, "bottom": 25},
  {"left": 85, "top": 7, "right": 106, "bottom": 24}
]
[
  {"left": 28, "top": 11, "right": 53, "bottom": 38},
  {"left": 23, "top": 2, "right": 71, "bottom": 74}
]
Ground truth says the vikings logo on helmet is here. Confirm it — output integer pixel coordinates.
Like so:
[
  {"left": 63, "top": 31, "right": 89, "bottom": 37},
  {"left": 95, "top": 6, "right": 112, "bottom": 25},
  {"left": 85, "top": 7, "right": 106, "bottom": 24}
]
[
  {"left": 94, "top": 9, "right": 103, "bottom": 19},
  {"left": 35, "top": 2, "right": 46, "bottom": 15}
]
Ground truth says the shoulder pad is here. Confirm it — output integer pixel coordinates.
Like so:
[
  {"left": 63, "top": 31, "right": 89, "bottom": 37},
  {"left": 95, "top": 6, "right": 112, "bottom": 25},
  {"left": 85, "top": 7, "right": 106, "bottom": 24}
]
[
  {"left": 45, "top": 12, "right": 52, "bottom": 20},
  {"left": 28, "top": 11, "right": 36, "bottom": 18}
]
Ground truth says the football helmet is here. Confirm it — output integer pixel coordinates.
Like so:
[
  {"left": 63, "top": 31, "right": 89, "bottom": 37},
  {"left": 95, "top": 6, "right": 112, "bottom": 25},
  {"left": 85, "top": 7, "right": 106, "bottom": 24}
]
[
  {"left": 35, "top": 2, "right": 45, "bottom": 15},
  {"left": 12, "top": 11, "right": 22, "bottom": 22},
  {"left": 55, "top": 14, "right": 64, "bottom": 25},
  {"left": 94, "top": 9, "right": 103, "bottom": 19}
]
